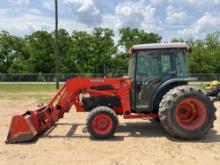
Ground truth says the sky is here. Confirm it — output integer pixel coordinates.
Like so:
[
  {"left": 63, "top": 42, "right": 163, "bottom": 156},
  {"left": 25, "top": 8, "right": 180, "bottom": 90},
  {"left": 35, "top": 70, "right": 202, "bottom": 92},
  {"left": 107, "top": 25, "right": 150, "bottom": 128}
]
[{"left": 0, "top": 0, "right": 219, "bottom": 41}]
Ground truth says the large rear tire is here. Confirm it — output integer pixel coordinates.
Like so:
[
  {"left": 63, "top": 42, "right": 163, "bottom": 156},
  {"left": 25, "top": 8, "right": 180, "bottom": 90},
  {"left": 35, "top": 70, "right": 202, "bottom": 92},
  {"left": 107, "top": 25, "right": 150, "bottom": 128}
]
[
  {"left": 86, "top": 106, "right": 119, "bottom": 139},
  {"left": 159, "top": 86, "right": 216, "bottom": 139}
]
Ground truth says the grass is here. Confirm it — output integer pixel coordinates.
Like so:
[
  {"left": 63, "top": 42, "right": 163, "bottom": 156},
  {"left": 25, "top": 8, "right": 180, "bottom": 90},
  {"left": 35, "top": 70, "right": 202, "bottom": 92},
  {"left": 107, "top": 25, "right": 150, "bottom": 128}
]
[
  {"left": 0, "top": 83, "right": 60, "bottom": 104},
  {"left": 0, "top": 83, "right": 57, "bottom": 93}
]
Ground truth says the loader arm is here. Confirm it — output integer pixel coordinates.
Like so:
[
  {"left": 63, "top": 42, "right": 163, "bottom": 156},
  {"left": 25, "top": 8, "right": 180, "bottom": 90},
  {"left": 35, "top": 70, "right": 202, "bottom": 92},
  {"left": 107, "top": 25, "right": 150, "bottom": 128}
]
[{"left": 6, "top": 78, "right": 131, "bottom": 143}]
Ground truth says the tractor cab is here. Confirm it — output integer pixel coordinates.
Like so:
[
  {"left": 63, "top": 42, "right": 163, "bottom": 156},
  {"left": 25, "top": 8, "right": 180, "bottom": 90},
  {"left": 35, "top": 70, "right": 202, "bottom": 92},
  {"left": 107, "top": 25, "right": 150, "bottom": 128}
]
[{"left": 127, "top": 43, "right": 192, "bottom": 112}]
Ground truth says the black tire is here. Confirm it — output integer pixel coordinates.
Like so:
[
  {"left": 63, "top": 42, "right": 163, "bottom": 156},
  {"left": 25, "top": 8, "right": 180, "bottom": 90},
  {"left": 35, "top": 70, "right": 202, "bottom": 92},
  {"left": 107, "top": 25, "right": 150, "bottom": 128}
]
[
  {"left": 86, "top": 106, "right": 119, "bottom": 139},
  {"left": 159, "top": 86, "right": 216, "bottom": 140}
]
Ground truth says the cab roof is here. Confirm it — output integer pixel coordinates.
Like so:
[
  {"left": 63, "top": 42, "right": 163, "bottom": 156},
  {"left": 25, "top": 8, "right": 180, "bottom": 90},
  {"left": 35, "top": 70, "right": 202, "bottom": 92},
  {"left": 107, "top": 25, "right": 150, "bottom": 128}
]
[
  {"left": 131, "top": 43, "right": 190, "bottom": 51},
  {"left": 126, "top": 43, "right": 190, "bottom": 57}
]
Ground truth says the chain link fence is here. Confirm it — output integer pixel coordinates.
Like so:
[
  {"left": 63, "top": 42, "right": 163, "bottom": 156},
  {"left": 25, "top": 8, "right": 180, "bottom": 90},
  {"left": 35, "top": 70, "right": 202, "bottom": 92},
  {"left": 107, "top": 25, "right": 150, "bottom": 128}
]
[{"left": 0, "top": 73, "right": 128, "bottom": 82}]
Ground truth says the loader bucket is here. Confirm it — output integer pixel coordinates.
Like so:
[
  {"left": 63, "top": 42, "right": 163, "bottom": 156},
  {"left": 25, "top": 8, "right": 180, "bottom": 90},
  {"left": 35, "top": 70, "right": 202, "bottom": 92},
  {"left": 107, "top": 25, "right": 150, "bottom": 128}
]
[
  {"left": 6, "top": 83, "right": 77, "bottom": 143},
  {"left": 6, "top": 112, "right": 39, "bottom": 143},
  {"left": 6, "top": 104, "right": 61, "bottom": 143}
]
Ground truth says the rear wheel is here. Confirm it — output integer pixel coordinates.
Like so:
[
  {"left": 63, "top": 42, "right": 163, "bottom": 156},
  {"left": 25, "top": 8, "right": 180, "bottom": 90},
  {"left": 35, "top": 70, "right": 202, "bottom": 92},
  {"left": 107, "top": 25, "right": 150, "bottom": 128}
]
[
  {"left": 86, "top": 106, "right": 119, "bottom": 139},
  {"left": 159, "top": 86, "right": 216, "bottom": 139}
]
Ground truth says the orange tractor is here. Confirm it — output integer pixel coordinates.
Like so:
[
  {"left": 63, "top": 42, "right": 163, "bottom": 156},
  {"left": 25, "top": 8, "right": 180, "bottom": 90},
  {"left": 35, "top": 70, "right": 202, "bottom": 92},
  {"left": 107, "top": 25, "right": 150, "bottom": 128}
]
[{"left": 6, "top": 43, "right": 216, "bottom": 143}]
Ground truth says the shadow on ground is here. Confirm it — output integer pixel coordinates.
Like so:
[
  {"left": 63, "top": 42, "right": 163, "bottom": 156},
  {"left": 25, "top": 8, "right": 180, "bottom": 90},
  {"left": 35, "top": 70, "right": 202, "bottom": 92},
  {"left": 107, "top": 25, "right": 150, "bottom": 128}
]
[{"left": 42, "top": 120, "right": 220, "bottom": 143}]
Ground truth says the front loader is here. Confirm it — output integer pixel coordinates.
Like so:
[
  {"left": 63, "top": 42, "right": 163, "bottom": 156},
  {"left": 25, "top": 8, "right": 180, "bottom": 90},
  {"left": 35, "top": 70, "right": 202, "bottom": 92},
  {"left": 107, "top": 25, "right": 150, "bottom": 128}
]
[{"left": 6, "top": 43, "right": 216, "bottom": 143}]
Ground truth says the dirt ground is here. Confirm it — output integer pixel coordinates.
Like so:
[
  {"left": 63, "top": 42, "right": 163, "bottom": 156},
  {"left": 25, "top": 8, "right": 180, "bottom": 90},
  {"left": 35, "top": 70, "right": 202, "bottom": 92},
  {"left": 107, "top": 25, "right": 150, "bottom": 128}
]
[{"left": 0, "top": 92, "right": 220, "bottom": 165}]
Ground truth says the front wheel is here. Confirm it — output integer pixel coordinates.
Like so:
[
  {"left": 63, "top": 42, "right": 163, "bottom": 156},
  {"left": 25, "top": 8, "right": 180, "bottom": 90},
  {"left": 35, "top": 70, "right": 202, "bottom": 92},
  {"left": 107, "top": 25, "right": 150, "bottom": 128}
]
[
  {"left": 86, "top": 106, "right": 119, "bottom": 139},
  {"left": 159, "top": 86, "right": 216, "bottom": 139}
]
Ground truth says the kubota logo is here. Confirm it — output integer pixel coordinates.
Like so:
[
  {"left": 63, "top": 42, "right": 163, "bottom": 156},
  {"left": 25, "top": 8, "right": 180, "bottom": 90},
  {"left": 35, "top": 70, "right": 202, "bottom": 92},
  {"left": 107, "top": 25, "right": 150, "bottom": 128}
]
[{"left": 90, "top": 79, "right": 105, "bottom": 83}]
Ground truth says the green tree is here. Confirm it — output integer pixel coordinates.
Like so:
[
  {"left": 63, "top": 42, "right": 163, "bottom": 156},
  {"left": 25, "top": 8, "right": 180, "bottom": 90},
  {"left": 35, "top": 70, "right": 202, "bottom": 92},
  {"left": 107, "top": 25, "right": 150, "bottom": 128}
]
[
  {"left": 90, "top": 28, "right": 116, "bottom": 73},
  {"left": 171, "top": 38, "right": 185, "bottom": 43},
  {"left": 0, "top": 31, "right": 26, "bottom": 73},
  {"left": 63, "top": 31, "right": 92, "bottom": 73},
  {"left": 119, "top": 27, "right": 162, "bottom": 50},
  {"left": 110, "top": 53, "right": 128, "bottom": 75},
  {"left": 188, "top": 40, "right": 215, "bottom": 73},
  {"left": 187, "top": 31, "right": 220, "bottom": 73},
  {"left": 64, "top": 28, "right": 116, "bottom": 73},
  {"left": 7, "top": 38, "right": 30, "bottom": 73},
  {"left": 205, "top": 32, "right": 220, "bottom": 72},
  {"left": 56, "top": 29, "right": 72, "bottom": 73},
  {"left": 3, "top": 28, "right": 220, "bottom": 75},
  {"left": 116, "top": 28, "right": 162, "bottom": 74},
  {"left": 25, "top": 31, "right": 55, "bottom": 73}
]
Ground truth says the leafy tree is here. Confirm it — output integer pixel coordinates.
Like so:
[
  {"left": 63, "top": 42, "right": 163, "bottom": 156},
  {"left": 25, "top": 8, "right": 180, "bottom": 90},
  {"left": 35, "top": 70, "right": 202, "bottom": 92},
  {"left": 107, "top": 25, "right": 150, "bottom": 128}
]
[
  {"left": 63, "top": 28, "right": 116, "bottom": 73},
  {"left": 63, "top": 31, "right": 92, "bottom": 73},
  {"left": 171, "top": 38, "right": 185, "bottom": 43},
  {"left": 56, "top": 29, "right": 72, "bottom": 73},
  {"left": 25, "top": 31, "right": 55, "bottom": 73},
  {"left": 110, "top": 53, "right": 128, "bottom": 75},
  {"left": 0, "top": 31, "right": 26, "bottom": 73},
  {"left": 116, "top": 27, "right": 162, "bottom": 74},
  {"left": 188, "top": 40, "right": 215, "bottom": 73},
  {"left": 90, "top": 28, "right": 116, "bottom": 73},
  {"left": 187, "top": 31, "right": 220, "bottom": 73},
  {"left": 119, "top": 27, "right": 162, "bottom": 50},
  {"left": 7, "top": 38, "right": 30, "bottom": 73},
  {"left": 3, "top": 28, "right": 220, "bottom": 75}
]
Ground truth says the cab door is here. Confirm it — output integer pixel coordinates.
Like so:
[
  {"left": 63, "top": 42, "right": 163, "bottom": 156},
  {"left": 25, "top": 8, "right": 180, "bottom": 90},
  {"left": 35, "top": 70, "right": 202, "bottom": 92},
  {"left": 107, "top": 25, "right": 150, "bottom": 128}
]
[{"left": 134, "top": 50, "right": 174, "bottom": 111}]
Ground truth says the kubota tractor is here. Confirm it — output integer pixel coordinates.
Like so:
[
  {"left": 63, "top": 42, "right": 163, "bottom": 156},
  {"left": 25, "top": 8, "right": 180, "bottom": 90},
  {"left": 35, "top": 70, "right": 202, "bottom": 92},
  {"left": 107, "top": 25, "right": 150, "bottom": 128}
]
[{"left": 6, "top": 43, "right": 216, "bottom": 143}]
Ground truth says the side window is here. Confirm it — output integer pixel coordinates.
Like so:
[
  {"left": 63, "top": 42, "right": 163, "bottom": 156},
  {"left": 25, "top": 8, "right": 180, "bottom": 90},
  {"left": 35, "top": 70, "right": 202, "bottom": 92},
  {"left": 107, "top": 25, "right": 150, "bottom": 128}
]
[
  {"left": 161, "top": 55, "right": 172, "bottom": 73},
  {"left": 136, "top": 53, "right": 155, "bottom": 76},
  {"left": 136, "top": 52, "right": 172, "bottom": 77}
]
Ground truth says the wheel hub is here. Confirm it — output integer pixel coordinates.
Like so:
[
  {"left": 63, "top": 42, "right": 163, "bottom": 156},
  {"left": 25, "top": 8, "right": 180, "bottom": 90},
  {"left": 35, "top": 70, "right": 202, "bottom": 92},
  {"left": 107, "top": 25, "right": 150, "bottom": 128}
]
[
  {"left": 175, "top": 98, "right": 207, "bottom": 130},
  {"left": 92, "top": 114, "right": 113, "bottom": 135},
  {"left": 98, "top": 120, "right": 107, "bottom": 127},
  {"left": 179, "top": 108, "right": 187, "bottom": 115}
]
